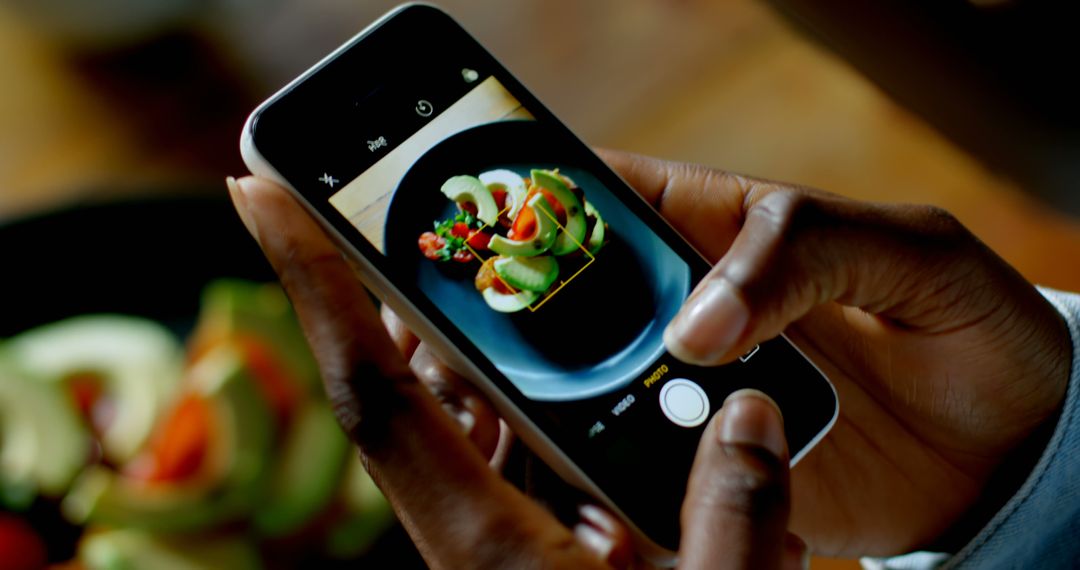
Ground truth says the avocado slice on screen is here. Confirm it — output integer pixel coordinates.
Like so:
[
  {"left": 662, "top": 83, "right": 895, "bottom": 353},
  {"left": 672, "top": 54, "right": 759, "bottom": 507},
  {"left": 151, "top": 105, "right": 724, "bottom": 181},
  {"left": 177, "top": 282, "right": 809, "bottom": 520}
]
[
  {"left": 488, "top": 194, "right": 558, "bottom": 257},
  {"left": 584, "top": 201, "right": 606, "bottom": 255},
  {"left": 531, "top": 169, "right": 587, "bottom": 256},
  {"left": 494, "top": 256, "right": 559, "bottom": 293},
  {"left": 479, "top": 169, "right": 528, "bottom": 221},
  {"left": 441, "top": 175, "right": 499, "bottom": 226},
  {"left": 481, "top": 288, "right": 540, "bottom": 313}
]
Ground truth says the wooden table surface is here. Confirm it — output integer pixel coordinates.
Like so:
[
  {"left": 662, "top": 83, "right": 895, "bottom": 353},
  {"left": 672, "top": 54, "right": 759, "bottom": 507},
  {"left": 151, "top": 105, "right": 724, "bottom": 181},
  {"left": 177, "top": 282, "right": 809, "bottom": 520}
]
[{"left": 4, "top": 1, "right": 1080, "bottom": 567}]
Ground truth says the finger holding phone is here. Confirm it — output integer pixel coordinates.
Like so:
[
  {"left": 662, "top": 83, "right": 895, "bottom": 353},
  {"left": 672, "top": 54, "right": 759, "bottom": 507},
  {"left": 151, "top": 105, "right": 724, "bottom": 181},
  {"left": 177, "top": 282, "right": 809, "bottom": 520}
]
[
  {"left": 233, "top": 4, "right": 1071, "bottom": 567},
  {"left": 229, "top": 172, "right": 812, "bottom": 569}
]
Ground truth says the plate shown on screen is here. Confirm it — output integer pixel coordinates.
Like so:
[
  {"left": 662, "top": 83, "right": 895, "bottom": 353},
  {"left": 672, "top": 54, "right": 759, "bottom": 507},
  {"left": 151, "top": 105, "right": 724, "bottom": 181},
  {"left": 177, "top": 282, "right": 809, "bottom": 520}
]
[{"left": 384, "top": 121, "right": 690, "bottom": 401}]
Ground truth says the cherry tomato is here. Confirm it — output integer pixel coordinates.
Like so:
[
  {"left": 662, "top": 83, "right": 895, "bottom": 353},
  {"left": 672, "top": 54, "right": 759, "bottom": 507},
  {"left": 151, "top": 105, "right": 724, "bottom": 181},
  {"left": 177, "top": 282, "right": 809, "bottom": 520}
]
[
  {"left": 466, "top": 230, "right": 491, "bottom": 250},
  {"left": 66, "top": 373, "right": 114, "bottom": 436},
  {"left": 451, "top": 222, "right": 471, "bottom": 238},
  {"left": 133, "top": 394, "right": 215, "bottom": 483},
  {"left": 510, "top": 204, "right": 537, "bottom": 240},
  {"left": 418, "top": 232, "right": 446, "bottom": 260},
  {"left": 238, "top": 336, "right": 301, "bottom": 427},
  {"left": 537, "top": 189, "right": 567, "bottom": 224},
  {"left": 492, "top": 277, "right": 515, "bottom": 295},
  {"left": 459, "top": 202, "right": 478, "bottom": 216},
  {"left": 452, "top": 249, "right": 475, "bottom": 263},
  {"left": 0, "top": 515, "right": 47, "bottom": 570},
  {"left": 491, "top": 188, "right": 508, "bottom": 212}
]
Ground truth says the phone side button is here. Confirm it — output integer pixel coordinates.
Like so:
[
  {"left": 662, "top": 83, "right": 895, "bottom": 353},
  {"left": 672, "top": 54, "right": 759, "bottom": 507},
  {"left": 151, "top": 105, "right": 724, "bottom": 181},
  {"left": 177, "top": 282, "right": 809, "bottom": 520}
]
[{"left": 658, "top": 378, "right": 710, "bottom": 428}]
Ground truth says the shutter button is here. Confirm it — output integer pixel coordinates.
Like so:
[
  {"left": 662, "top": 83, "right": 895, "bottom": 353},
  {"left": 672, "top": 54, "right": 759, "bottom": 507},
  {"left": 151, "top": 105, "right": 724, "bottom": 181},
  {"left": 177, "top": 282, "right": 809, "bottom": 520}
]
[{"left": 658, "top": 378, "right": 710, "bottom": 428}]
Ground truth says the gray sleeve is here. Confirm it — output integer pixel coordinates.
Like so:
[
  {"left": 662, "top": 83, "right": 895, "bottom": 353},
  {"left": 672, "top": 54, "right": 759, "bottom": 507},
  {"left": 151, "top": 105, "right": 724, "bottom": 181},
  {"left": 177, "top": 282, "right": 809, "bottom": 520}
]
[{"left": 863, "top": 286, "right": 1080, "bottom": 570}]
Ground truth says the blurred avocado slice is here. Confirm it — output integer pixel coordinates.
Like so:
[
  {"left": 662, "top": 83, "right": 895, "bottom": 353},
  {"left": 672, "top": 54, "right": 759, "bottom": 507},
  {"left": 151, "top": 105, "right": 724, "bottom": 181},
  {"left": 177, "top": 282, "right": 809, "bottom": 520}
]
[
  {"left": 0, "top": 357, "right": 90, "bottom": 503},
  {"left": 325, "top": 454, "right": 395, "bottom": 559},
  {"left": 192, "top": 280, "right": 320, "bottom": 395},
  {"left": 63, "top": 346, "right": 274, "bottom": 532},
  {"left": 80, "top": 528, "right": 262, "bottom": 570},
  {"left": 254, "top": 400, "right": 350, "bottom": 537},
  {"left": 5, "top": 315, "right": 183, "bottom": 464}
]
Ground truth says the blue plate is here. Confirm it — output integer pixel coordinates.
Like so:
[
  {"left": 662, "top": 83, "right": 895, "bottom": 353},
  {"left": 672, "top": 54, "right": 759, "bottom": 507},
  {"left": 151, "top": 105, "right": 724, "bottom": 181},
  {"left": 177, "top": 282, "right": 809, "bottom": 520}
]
[{"left": 385, "top": 121, "right": 690, "bottom": 401}]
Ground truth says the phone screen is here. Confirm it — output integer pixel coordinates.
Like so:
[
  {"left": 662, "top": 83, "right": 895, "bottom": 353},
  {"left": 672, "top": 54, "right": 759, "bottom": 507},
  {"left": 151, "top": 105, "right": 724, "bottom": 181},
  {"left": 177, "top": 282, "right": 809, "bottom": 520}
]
[{"left": 249, "top": 5, "right": 835, "bottom": 550}]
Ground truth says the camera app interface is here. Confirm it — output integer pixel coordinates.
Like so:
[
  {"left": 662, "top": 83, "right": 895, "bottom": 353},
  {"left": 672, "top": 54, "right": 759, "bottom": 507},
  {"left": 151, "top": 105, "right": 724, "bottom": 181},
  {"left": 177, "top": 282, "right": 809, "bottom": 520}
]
[
  {"left": 255, "top": 11, "right": 835, "bottom": 548},
  {"left": 328, "top": 75, "right": 692, "bottom": 406}
]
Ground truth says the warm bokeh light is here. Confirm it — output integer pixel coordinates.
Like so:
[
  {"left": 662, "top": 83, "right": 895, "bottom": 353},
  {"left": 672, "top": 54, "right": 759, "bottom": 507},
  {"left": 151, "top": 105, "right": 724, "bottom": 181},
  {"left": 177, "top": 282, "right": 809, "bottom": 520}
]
[{"left": 2, "top": 1, "right": 1077, "bottom": 568}]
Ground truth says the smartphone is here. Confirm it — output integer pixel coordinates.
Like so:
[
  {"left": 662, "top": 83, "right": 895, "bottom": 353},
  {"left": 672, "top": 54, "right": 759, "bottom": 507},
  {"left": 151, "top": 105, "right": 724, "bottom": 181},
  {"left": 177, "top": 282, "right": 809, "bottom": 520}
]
[{"left": 241, "top": 4, "right": 837, "bottom": 563}]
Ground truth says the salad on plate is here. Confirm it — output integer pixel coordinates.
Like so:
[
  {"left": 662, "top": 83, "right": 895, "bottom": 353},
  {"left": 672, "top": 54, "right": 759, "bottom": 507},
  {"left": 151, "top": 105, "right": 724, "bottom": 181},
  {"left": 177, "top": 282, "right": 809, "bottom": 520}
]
[{"left": 416, "top": 168, "right": 608, "bottom": 313}]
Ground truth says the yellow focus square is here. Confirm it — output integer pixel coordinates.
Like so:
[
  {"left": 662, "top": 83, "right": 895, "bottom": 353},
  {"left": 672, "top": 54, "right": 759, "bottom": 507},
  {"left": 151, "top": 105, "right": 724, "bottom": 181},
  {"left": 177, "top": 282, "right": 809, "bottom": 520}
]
[{"left": 462, "top": 201, "right": 597, "bottom": 312}]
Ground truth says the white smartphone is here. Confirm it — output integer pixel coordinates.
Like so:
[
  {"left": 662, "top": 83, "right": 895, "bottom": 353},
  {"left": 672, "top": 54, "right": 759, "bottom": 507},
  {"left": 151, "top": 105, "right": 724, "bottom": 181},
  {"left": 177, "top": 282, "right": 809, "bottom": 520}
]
[{"left": 241, "top": 4, "right": 837, "bottom": 564}]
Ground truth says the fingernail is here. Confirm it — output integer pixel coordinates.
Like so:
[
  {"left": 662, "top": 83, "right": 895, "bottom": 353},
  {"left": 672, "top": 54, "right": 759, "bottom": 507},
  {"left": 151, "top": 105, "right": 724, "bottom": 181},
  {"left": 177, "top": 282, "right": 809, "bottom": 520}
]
[
  {"left": 719, "top": 388, "right": 786, "bottom": 458},
  {"left": 574, "top": 522, "right": 614, "bottom": 562},
  {"left": 226, "top": 176, "right": 260, "bottom": 245},
  {"left": 784, "top": 533, "right": 811, "bottom": 570},
  {"left": 441, "top": 402, "right": 475, "bottom": 436},
  {"left": 665, "top": 278, "right": 749, "bottom": 363},
  {"left": 578, "top": 504, "right": 617, "bottom": 534}
]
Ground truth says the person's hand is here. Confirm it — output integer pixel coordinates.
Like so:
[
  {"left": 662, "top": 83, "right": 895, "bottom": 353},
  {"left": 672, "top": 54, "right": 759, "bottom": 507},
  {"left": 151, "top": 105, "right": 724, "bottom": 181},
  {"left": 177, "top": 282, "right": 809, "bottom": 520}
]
[
  {"left": 593, "top": 150, "right": 1071, "bottom": 557},
  {"left": 229, "top": 139, "right": 1072, "bottom": 561},
  {"left": 375, "top": 148, "right": 1070, "bottom": 558},
  {"left": 227, "top": 176, "right": 812, "bottom": 569}
]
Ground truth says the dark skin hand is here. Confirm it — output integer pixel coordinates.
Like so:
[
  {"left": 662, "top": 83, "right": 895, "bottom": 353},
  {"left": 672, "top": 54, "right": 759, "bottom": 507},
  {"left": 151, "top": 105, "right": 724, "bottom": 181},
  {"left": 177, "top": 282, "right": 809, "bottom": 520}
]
[
  {"left": 229, "top": 148, "right": 1070, "bottom": 563},
  {"left": 228, "top": 170, "right": 809, "bottom": 569}
]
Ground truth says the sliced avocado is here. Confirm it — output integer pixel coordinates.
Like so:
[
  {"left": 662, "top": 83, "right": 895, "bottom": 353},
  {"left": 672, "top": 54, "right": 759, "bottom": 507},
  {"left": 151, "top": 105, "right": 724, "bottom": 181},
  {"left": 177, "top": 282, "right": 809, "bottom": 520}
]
[
  {"left": 63, "top": 346, "right": 274, "bottom": 532},
  {"left": 481, "top": 288, "right": 540, "bottom": 313},
  {"left": 325, "top": 454, "right": 396, "bottom": 559},
  {"left": 0, "top": 358, "right": 90, "bottom": 499},
  {"left": 531, "top": 169, "right": 587, "bottom": 256},
  {"left": 479, "top": 169, "right": 528, "bottom": 220},
  {"left": 63, "top": 468, "right": 224, "bottom": 532},
  {"left": 193, "top": 280, "right": 320, "bottom": 395},
  {"left": 488, "top": 194, "right": 557, "bottom": 257},
  {"left": 584, "top": 201, "right": 606, "bottom": 255},
  {"left": 80, "top": 528, "right": 262, "bottom": 570},
  {"left": 6, "top": 315, "right": 183, "bottom": 464},
  {"left": 494, "top": 256, "right": 559, "bottom": 293},
  {"left": 441, "top": 175, "right": 499, "bottom": 226},
  {"left": 254, "top": 401, "right": 349, "bottom": 537},
  {"left": 187, "top": 346, "right": 275, "bottom": 494}
]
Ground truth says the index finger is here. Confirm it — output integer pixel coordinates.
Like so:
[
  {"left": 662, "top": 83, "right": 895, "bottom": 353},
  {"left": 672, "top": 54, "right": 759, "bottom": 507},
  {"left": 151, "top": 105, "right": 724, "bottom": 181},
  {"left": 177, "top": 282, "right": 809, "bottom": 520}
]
[
  {"left": 595, "top": 148, "right": 757, "bottom": 262},
  {"left": 227, "top": 176, "right": 599, "bottom": 568}
]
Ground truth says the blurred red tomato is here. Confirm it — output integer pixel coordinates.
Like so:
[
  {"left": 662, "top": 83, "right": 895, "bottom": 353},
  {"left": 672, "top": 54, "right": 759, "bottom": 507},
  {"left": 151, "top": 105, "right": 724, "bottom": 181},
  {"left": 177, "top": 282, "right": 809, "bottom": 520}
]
[{"left": 0, "top": 514, "right": 48, "bottom": 570}]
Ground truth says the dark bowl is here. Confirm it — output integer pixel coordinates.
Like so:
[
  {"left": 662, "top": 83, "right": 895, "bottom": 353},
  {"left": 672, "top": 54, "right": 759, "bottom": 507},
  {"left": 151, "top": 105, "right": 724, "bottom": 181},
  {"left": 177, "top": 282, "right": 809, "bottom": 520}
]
[
  {"left": 0, "top": 194, "right": 423, "bottom": 568},
  {"left": 0, "top": 195, "right": 274, "bottom": 337}
]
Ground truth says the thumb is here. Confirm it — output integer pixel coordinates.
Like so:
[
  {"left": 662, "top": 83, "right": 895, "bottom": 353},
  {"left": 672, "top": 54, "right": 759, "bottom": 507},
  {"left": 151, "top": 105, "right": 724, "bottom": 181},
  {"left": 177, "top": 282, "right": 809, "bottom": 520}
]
[
  {"left": 663, "top": 188, "right": 991, "bottom": 365},
  {"left": 678, "top": 389, "right": 795, "bottom": 570}
]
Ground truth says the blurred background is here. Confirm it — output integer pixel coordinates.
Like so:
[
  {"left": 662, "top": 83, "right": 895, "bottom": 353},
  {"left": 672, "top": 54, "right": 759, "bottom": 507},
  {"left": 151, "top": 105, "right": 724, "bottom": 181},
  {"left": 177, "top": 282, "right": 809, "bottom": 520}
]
[{"left": 2, "top": 0, "right": 1079, "bottom": 568}]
